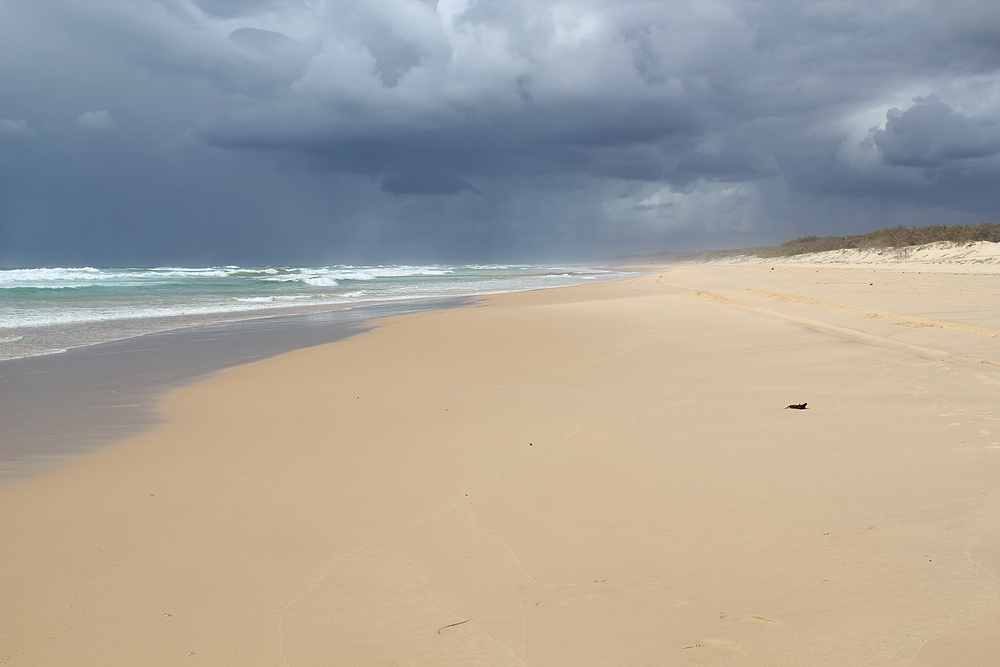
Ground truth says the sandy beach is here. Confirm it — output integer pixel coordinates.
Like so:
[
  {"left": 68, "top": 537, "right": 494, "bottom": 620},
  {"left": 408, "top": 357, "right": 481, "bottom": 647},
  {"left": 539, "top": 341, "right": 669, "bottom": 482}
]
[{"left": 3, "top": 261, "right": 999, "bottom": 666}]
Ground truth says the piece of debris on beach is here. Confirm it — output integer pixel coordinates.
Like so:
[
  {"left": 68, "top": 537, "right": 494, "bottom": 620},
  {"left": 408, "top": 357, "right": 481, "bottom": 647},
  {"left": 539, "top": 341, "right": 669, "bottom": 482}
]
[{"left": 785, "top": 403, "right": 807, "bottom": 410}]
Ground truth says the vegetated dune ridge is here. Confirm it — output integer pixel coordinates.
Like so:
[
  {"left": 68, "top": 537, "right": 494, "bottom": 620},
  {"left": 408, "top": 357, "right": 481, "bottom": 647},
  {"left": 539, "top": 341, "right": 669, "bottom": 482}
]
[{"left": 702, "top": 240, "right": 1000, "bottom": 271}]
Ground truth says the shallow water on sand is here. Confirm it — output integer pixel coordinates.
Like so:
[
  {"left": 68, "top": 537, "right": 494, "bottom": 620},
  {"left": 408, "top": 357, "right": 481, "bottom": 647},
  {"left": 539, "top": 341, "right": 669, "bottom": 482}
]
[{"left": 0, "top": 297, "right": 472, "bottom": 481}]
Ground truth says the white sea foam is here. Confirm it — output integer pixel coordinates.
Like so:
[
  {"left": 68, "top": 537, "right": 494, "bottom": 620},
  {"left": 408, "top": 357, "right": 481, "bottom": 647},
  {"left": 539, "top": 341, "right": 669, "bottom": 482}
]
[
  {"left": 230, "top": 293, "right": 340, "bottom": 303},
  {"left": 302, "top": 276, "right": 340, "bottom": 287},
  {"left": 0, "top": 264, "right": 632, "bottom": 331},
  {"left": 324, "top": 271, "right": 377, "bottom": 281},
  {"left": 259, "top": 274, "right": 342, "bottom": 286},
  {"left": 360, "top": 266, "right": 452, "bottom": 277},
  {"left": 0, "top": 267, "right": 113, "bottom": 287},
  {"left": 0, "top": 266, "right": 236, "bottom": 288}
]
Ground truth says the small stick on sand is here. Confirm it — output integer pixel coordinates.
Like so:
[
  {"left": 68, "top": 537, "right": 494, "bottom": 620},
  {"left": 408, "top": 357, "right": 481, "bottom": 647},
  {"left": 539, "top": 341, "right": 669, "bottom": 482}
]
[
  {"left": 785, "top": 403, "right": 807, "bottom": 410},
  {"left": 437, "top": 618, "right": 475, "bottom": 635}
]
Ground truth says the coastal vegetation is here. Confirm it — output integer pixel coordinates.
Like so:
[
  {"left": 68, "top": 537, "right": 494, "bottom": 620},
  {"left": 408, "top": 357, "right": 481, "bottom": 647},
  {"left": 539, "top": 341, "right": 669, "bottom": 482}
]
[{"left": 695, "top": 222, "right": 1000, "bottom": 260}]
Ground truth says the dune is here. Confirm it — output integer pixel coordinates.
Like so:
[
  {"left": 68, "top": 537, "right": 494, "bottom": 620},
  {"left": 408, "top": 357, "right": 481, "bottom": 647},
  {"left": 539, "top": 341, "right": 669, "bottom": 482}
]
[{"left": 702, "top": 240, "right": 1000, "bottom": 272}]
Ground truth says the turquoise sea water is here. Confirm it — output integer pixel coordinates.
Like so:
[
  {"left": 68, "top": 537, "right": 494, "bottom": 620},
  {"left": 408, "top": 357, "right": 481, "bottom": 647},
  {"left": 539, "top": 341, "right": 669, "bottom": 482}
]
[{"left": 0, "top": 264, "right": 630, "bottom": 358}]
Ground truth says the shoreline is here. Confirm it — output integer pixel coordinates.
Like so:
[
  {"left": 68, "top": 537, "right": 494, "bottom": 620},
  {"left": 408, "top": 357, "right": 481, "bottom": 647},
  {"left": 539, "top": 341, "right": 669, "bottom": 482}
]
[
  {"left": 0, "top": 296, "right": 473, "bottom": 482},
  {"left": 0, "top": 293, "right": 517, "bottom": 363},
  {"left": 0, "top": 299, "right": 373, "bottom": 362},
  {"left": 0, "top": 265, "right": 633, "bottom": 362},
  {"left": 3, "top": 264, "right": 999, "bottom": 665}
]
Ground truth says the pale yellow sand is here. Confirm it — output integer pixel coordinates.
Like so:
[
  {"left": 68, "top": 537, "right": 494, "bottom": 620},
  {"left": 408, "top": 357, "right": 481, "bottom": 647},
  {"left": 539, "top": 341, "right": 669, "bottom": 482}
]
[
  {"left": 701, "top": 239, "right": 1000, "bottom": 272},
  {"left": 3, "top": 264, "right": 1000, "bottom": 666}
]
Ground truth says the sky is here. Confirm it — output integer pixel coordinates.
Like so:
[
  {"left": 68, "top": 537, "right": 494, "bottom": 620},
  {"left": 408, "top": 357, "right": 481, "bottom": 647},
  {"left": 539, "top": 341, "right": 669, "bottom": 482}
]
[{"left": 2, "top": 0, "right": 999, "bottom": 267}]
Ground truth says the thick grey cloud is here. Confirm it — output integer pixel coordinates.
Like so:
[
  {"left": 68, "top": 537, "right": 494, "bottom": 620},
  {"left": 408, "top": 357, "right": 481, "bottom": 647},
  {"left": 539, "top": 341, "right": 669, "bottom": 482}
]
[
  {"left": 873, "top": 96, "right": 1000, "bottom": 166},
  {"left": 76, "top": 110, "right": 116, "bottom": 130},
  {"left": 2, "top": 0, "right": 999, "bottom": 267},
  {"left": 194, "top": 0, "right": 299, "bottom": 19}
]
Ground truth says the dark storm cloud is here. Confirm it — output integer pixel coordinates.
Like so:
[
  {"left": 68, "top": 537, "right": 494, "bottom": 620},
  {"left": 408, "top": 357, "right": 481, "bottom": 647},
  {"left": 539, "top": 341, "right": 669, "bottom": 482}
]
[
  {"left": 2, "top": 0, "right": 999, "bottom": 267},
  {"left": 873, "top": 96, "right": 1000, "bottom": 166}
]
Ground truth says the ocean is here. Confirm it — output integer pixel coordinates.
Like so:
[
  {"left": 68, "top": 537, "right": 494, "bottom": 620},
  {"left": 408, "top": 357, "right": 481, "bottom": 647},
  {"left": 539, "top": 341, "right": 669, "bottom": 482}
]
[
  {"left": 0, "top": 264, "right": 630, "bottom": 360},
  {"left": 0, "top": 263, "right": 633, "bottom": 478}
]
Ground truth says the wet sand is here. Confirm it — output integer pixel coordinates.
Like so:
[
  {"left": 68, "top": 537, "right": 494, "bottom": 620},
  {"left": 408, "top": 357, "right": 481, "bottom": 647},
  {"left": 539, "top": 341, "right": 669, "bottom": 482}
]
[
  {"left": 0, "top": 298, "right": 471, "bottom": 481},
  {"left": 2, "top": 265, "right": 999, "bottom": 665}
]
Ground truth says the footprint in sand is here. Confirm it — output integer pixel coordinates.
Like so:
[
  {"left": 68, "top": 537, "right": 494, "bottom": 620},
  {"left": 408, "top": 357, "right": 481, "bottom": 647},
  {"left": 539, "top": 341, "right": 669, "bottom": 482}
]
[
  {"left": 681, "top": 639, "right": 744, "bottom": 654},
  {"left": 720, "top": 612, "right": 782, "bottom": 626}
]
